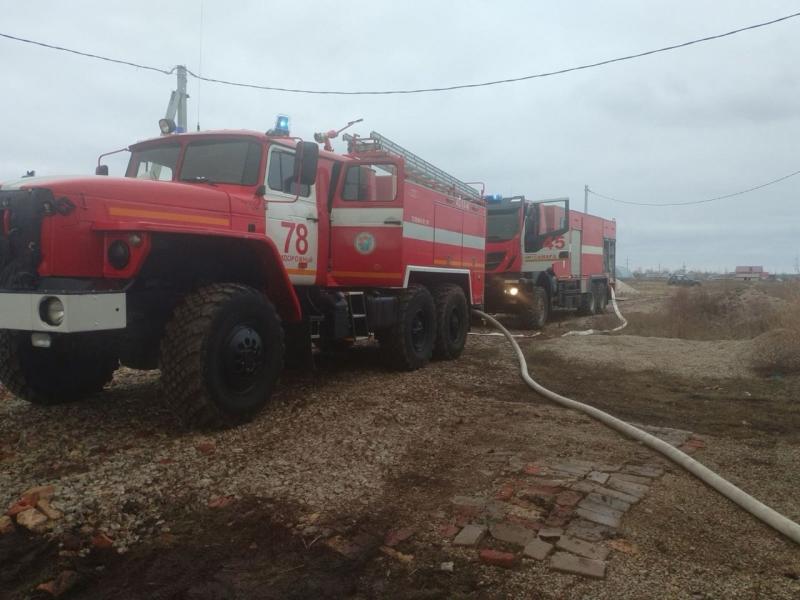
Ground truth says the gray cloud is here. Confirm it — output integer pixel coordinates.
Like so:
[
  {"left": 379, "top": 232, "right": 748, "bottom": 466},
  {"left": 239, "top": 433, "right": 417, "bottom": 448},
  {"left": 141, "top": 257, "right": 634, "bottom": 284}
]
[{"left": 1, "top": 0, "right": 798, "bottom": 272}]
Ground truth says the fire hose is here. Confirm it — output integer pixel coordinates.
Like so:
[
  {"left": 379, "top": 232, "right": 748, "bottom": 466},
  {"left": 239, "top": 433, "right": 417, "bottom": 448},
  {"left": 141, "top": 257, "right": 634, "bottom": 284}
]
[{"left": 472, "top": 289, "right": 800, "bottom": 546}]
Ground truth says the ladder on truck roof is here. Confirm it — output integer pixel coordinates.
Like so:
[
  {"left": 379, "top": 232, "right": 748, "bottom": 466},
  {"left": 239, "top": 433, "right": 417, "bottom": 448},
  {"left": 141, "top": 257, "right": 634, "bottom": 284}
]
[{"left": 343, "top": 131, "right": 482, "bottom": 202}]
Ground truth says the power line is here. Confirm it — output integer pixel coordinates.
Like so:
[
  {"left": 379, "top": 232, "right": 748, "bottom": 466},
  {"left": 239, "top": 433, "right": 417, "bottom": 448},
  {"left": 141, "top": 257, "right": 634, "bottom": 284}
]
[
  {"left": 589, "top": 168, "right": 800, "bottom": 207},
  {"left": 0, "top": 32, "right": 173, "bottom": 75},
  {"left": 2, "top": 11, "right": 800, "bottom": 95}
]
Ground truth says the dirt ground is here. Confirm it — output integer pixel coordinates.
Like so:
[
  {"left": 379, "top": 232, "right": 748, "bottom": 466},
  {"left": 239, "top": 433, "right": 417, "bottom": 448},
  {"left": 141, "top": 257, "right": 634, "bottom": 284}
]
[{"left": 1, "top": 281, "right": 799, "bottom": 599}]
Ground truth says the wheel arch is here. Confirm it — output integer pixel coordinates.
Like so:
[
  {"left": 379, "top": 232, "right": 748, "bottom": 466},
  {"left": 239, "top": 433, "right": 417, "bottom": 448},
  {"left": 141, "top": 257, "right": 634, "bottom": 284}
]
[
  {"left": 134, "top": 232, "right": 302, "bottom": 323},
  {"left": 404, "top": 266, "right": 472, "bottom": 304}
]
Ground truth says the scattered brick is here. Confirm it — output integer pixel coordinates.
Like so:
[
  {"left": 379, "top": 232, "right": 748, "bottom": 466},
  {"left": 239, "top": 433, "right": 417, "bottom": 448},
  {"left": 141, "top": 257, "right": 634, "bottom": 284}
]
[
  {"left": 679, "top": 444, "right": 698, "bottom": 455},
  {"left": 195, "top": 440, "right": 216, "bottom": 455},
  {"left": 523, "top": 463, "right": 544, "bottom": 475},
  {"left": 207, "top": 495, "right": 235, "bottom": 509},
  {"left": 453, "top": 524, "right": 486, "bottom": 547},
  {"left": 451, "top": 496, "right": 487, "bottom": 516},
  {"left": 380, "top": 545, "right": 414, "bottom": 563},
  {"left": 686, "top": 438, "right": 706, "bottom": 449},
  {"left": 479, "top": 549, "right": 518, "bottom": 569},
  {"left": 439, "top": 523, "right": 460, "bottom": 538},
  {"left": 489, "top": 522, "right": 536, "bottom": 547},
  {"left": 545, "top": 505, "right": 574, "bottom": 528},
  {"left": 587, "top": 471, "right": 610, "bottom": 485},
  {"left": 576, "top": 507, "right": 620, "bottom": 529},
  {"left": 484, "top": 500, "right": 510, "bottom": 521},
  {"left": 16, "top": 508, "right": 48, "bottom": 532},
  {"left": 523, "top": 538, "right": 553, "bottom": 560},
  {"left": 608, "top": 538, "right": 639, "bottom": 554},
  {"left": 571, "top": 481, "right": 639, "bottom": 504},
  {"left": 611, "top": 472, "right": 651, "bottom": 486},
  {"left": 555, "top": 491, "right": 583, "bottom": 507},
  {"left": 495, "top": 483, "right": 515, "bottom": 501},
  {"left": 537, "top": 527, "right": 563, "bottom": 541},
  {"left": 566, "top": 519, "right": 617, "bottom": 542},
  {"left": 36, "top": 499, "right": 63, "bottom": 520},
  {"left": 506, "top": 504, "right": 544, "bottom": 523},
  {"left": 550, "top": 551, "right": 606, "bottom": 579},
  {"left": 585, "top": 492, "right": 631, "bottom": 513},
  {"left": 519, "top": 484, "right": 562, "bottom": 501},
  {"left": 6, "top": 499, "right": 35, "bottom": 517},
  {"left": 36, "top": 570, "right": 78, "bottom": 598},
  {"left": 91, "top": 532, "right": 114, "bottom": 550},
  {"left": 622, "top": 464, "right": 663, "bottom": 478},
  {"left": 606, "top": 477, "right": 648, "bottom": 498},
  {"left": 22, "top": 485, "right": 55, "bottom": 501},
  {"left": 556, "top": 535, "right": 610, "bottom": 561},
  {"left": 384, "top": 526, "right": 416, "bottom": 547},
  {"left": 577, "top": 499, "right": 624, "bottom": 521}
]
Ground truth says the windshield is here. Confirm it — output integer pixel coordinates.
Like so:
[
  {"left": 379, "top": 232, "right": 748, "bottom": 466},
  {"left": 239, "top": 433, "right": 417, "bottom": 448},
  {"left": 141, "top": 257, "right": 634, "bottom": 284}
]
[
  {"left": 126, "top": 143, "right": 180, "bottom": 181},
  {"left": 126, "top": 138, "right": 263, "bottom": 185},
  {"left": 486, "top": 207, "right": 521, "bottom": 242}
]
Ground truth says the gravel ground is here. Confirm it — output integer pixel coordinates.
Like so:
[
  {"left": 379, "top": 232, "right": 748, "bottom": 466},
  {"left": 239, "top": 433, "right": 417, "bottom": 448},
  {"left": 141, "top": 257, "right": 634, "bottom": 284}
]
[
  {"left": 541, "top": 334, "right": 752, "bottom": 379},
  {"left": 1, "top": 286, "right": 799, "bottom": 598}
]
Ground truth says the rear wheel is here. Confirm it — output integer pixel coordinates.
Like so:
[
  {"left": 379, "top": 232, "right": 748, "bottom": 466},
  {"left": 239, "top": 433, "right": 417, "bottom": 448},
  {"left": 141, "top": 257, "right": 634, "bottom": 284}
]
[
  {"left": 577, "top": 290, "right": 597, "bottom": 316},
  {"left": 377, "top": 285, "right": 436, "bottom": 371},
  {"left": 0, "top": 332, "right": 118, "bottom": 405},
  {"left": 159, "top": 283, "right": 284, "bottom": 428},
  {"left": 517, "top": 287, "right": 549, "bottom": 329},
  {"left": 432, "top": 284, "right": 469, "bottom": 360}
]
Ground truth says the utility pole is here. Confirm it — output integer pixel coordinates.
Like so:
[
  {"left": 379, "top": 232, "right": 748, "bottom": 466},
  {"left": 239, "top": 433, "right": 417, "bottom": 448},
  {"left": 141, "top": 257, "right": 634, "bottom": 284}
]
[
  {"left": 584, "top": 184, "right": 589, "bottom": 213},
  {"left": 164, "top": 65, "right": 189, "bottom": 132}
]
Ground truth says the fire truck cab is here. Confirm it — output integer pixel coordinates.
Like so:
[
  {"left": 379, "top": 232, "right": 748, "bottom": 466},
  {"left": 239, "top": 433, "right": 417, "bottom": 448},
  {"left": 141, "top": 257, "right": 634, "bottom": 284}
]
[
  {"left": 0, "top": 124, "right": 485, "bottom": 427},
  {"left": 484, "top": 196, "right": 615, "bottom": 328}
]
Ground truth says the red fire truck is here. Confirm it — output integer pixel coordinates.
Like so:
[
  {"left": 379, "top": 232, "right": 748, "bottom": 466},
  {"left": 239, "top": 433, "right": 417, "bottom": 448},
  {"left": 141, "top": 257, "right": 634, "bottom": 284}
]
[
  {"left": 484, "top": 196, "right": 615, "bottom": 328},
  {"left": 0, "top": 122, "right": 484, "bottom": 427}
]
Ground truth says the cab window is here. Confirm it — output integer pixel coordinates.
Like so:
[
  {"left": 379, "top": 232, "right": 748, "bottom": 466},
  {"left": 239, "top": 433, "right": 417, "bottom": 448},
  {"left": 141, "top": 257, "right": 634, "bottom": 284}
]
[
  {"left": 127, "top": 143, "right": 180, "bottom": 181},
  {"left": 342, "top": 163, "right": 397, "bottom": 202},
  {"left": 267, "top": 147, "right": 310, "bottom": 197}
]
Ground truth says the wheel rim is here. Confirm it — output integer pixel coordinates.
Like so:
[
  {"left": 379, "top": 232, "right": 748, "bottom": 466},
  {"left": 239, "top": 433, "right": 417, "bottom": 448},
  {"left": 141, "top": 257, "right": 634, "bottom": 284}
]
[
  {"left": 411, "top": 309, "right": 428, "bottom": 353},
  {"left": 221, "top": 325, "right": 265, "bottom": 393}
]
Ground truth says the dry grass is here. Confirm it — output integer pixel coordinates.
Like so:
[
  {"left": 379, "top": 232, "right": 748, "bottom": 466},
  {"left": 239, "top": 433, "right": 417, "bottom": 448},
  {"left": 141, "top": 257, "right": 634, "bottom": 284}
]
[
  {"left": 750, "top": 299, "right": 800, "bottom": 375},
  {"left": 624, "top": 286, "right": 781, "bottom": 340}
]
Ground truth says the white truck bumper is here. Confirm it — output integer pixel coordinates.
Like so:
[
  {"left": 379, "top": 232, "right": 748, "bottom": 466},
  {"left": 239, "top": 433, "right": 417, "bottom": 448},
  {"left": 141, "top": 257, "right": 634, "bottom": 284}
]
[{"left": 0, "top": 292, "right": 126, "bottom": 333}]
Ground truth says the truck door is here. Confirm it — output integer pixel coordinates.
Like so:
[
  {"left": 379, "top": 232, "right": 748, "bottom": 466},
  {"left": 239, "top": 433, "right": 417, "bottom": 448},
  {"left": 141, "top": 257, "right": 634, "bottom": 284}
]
[
  {"left": 264, "top": 144, "right": 319, "bottom": 285},
  {"left": 521, "top": 198, "right": 569, "bottom": 272},
  {"left": 329, "top": 161, "right": 404, "bottom": 286}
]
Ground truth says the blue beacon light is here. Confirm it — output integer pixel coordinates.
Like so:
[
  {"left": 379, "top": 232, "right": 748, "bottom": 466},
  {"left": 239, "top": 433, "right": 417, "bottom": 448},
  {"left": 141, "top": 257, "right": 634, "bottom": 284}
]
[
  {"left": 485, "top": 194, "right": 504, "bottom": 203},
  {"left": 275, "top": 114, "right": 290, "bottom": 135}
]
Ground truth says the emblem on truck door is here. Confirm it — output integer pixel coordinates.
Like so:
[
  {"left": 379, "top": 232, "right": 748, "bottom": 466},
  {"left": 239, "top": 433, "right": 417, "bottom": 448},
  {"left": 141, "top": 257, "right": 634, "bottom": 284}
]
[{"left": 354, "top": 232, "right": 376, "bottom": 255}]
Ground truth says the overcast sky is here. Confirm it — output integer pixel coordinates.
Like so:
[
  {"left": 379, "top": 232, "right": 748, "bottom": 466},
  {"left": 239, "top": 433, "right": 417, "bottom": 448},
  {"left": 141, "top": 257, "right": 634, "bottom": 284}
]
[{"left": 1, "top": 1, "right": 798, "bottom": 273}]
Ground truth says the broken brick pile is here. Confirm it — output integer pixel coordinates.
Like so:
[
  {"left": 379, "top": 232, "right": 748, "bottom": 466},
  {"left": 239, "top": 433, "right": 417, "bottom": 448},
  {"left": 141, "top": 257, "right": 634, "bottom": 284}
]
[{"left": 448, "top": 458, "right": 665, "bottom": 578}]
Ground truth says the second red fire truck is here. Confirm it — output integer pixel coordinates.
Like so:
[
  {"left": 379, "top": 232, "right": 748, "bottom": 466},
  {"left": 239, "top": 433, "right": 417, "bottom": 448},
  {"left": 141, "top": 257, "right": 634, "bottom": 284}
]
[
  {"left": 484, "top": 195, "right": 616, "bottom": 328},
  {"left": 0, "top": 122, "right": 485, "bottom": 427}
]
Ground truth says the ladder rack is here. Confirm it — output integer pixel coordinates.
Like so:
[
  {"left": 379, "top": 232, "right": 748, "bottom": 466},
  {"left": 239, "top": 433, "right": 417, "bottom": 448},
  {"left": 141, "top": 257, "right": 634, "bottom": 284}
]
[{"left": 344, "top": 131, "right": 482, "bottom": 202}]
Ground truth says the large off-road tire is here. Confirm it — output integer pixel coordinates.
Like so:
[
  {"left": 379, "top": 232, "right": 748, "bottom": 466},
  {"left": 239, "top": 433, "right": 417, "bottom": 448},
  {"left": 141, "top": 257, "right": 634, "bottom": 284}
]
[
  {"left": 595, "top": 284, "right": 608, "bottom": 314},
  {"left": 432, "top": 284, "right": 469, "bottom": 360},
  {"left": 577, "top": 290, "right": 598, "bottom": 316},
  {"left": 377, "top": 285, "right": 436, "bottom": 371},
  {"left": 159, "top": 283, "right": 284, "bottom": 428},
  {"left": 0, "top": 331, "right": 118, "bottom": 405},
  {"left": 517, "top": 287, "right": 549, "bottom": 330}
]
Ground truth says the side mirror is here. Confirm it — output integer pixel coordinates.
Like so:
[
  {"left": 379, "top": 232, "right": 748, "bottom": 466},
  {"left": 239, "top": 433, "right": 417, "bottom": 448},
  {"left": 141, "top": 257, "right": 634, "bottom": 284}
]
[
  {"left": 294, "top": 141, "right": 319, "bottom": 186},
  {"left": 96, "top": 165, "right": 109, "bottom": 176},
  {"left": 255, "top": 184, "right": 266, "bottom": 197}
]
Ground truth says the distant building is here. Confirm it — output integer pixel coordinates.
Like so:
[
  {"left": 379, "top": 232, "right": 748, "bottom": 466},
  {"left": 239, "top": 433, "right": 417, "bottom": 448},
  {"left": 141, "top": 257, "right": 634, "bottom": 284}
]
[{"left": 735, "top": 266, "right": 768, "bottom": 281}]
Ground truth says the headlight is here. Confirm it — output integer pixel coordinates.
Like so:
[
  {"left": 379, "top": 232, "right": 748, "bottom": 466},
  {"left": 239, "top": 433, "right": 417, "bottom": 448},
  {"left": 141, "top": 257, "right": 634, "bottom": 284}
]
[
  {"left": 108, "top": 240, "right": 131, "bottom": 269},
  {"left": 508, "top": 286, "right": 519, "bottom": 296},
  {"left": 39, "top": 297, "right": 65, "bottom": 326}
]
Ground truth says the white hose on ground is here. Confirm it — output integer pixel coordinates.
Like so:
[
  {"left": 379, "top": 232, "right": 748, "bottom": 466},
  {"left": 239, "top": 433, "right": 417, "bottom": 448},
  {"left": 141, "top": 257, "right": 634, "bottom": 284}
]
[
  {"left": 562, "top": 285, "right": 628, "bottom": 336},
  {"left": 473, "top": 307, "right": 800, "bottom": 546}
]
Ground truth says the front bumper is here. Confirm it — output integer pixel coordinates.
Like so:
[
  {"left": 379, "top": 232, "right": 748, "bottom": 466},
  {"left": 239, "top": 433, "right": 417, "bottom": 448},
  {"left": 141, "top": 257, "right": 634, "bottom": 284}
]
[{"left": 0, "top": 292, "right": 126, "bottom": 332}]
